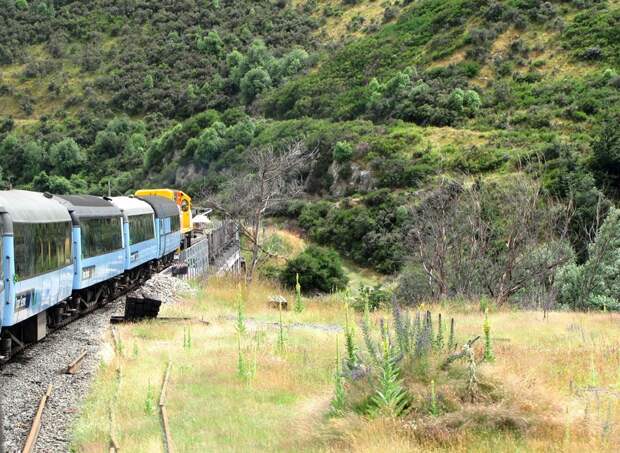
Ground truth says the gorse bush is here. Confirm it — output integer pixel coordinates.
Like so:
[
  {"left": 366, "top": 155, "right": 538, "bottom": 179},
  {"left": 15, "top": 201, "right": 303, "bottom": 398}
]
[{"left": 280, "top": 245, "right": 348, "bottom": 294}]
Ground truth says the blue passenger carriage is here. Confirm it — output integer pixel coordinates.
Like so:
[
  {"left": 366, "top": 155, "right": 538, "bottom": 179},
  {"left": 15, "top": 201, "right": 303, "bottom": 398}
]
[
  {"left": 109, "top": 196, "right": 158, "bottom": 274},
  {"left": 0, "top": 190, "right": 73, "bottom": 356},
  {"left": 139, "top": 195, "right": 182, "bottom": 264},
  {"left": 54, "top": 195, "right": 125, "bottom": 311}
]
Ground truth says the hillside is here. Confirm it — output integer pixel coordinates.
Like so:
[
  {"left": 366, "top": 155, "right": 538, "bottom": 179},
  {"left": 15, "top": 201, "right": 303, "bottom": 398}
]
[
  {"left": 0, "top": 0, "right": 618, "bottom": 275},
  {"left": 2, "top": 3, "right": 620, "bottom": 451}
]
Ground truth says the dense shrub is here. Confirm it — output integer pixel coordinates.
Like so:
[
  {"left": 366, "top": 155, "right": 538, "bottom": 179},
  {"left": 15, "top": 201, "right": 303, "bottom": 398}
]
[
  {"left": 556, "top": 208, "right": 620, "bottom": 311},
  {"left": 332, "top": 141, "right": 354, "bottom": 163},
  {"left": 280, "top": 245, "right": 348, "bottom": 294},
  {"left": 590, "top": 114, "right": 620, "bottom": 198},
  {"left": 298, "top": 190, "right": 409, "bottom": 273}
]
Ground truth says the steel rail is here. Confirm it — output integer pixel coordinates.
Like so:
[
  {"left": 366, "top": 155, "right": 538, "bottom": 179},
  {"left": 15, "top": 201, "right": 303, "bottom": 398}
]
[{"left": 22, "top": 384, "right": 53, "bottom": 453}]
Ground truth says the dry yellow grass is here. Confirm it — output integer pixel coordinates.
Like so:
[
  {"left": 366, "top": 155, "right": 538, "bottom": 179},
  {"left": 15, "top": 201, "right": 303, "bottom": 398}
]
[
  {"left": 73, "top": 275, "right": 620, "bottom": 452},
  {"left": 343, "top": 308, "right": 620, "bottom": 452},
  {"left": 293, "top": 0, "right": 387, "bottom": 40}
]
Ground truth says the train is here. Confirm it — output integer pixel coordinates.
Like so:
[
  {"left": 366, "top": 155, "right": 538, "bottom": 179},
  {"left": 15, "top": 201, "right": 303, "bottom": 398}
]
[{"left": 0, "top": 188, "right": 193, "bottom": 362}]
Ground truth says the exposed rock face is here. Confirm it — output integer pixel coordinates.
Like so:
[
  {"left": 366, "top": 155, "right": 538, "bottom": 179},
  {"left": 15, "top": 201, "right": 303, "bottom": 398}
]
[
  {"left": 175, "top": 162, "right": 207, "bottom": 186},
  {"left": 329, "top": 161, "right": 375, "bottom": 196}
]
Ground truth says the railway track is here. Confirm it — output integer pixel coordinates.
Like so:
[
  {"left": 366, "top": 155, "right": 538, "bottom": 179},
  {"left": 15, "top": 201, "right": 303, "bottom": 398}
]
[
  {"left": 0, "top": 227, "right": 237, "bottom": 452},
  {"left": 0, "top": 263, "right": 196, "bottom": 451},
  {"left": 0, "top": 296, "right": 123, "bottom": 452},
  {"left": 22, "top": 384, "right": 52, "bottom": 453}
]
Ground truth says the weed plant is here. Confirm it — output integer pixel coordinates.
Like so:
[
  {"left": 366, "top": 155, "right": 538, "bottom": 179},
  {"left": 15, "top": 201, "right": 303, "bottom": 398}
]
[
  {"left": 329, "top": 336, "right": 346, "bottom": 417},
  {"left": 236, "top": 287, "right": 247, "bottom": 336},
  {"left": 369, "top": 335, "right": 409, "bottom": 417},
  {"left": 448, "top": 317, "right": 455, "bottom": 351},
  {"left": 144, "top": 381, "right": 155, "bottom": 415},
  {"left": 334, "top": 296, "right": 498, "bottom": 421},
  {"left": 344, "top": 299, "right": 360, "bottom": 370},
  {"left": 294, "top": 273, "right": 304, "bottom": 313},
  {"left": 183, "top": 324, "right": 192, "bottom": 350},
  {"left": 483, "top": 309, "right": 494, "bottom": 362}
]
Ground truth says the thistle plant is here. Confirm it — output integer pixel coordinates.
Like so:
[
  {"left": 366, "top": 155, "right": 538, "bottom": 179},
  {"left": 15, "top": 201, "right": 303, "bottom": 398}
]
[
  {"left": 483, "top": 309, "right": 494, "bottom": 362},
  {"left": 370, "top": 335, "right": 409, "bottom": 417},
  {"left": 435, "top": 313, "right": 445, "bottom": 350},
  {"left": 183, "top": 324, "right": 192, "bottom": 350},
  {"left": 329, "top": 336, "right": 346, "bottom": 417},
  {"left": 294, "top": 273, "right": 304, "bottom": 313},
  {"left": 144, "top": 381, "right": 155, "bottom": 415},
  {"left": 361, "top": 299, "right": 379, "bottom": 364},
  {"left": 344, "top": 300, "right": 360, "bottom": 369}
]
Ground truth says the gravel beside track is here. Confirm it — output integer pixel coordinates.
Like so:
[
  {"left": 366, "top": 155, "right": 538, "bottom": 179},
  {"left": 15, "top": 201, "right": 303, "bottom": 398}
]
[
  {"left": 1, "top": 299, "right": 123, "bottom": 453},
  {"left": 140, "top": 273, "right": 194, "bottom": 304}
]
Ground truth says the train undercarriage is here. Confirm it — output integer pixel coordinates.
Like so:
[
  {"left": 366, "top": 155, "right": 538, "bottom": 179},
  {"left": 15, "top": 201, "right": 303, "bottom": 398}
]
[{"left": 0, "top": 252, "right": 175, "bottom": 363}]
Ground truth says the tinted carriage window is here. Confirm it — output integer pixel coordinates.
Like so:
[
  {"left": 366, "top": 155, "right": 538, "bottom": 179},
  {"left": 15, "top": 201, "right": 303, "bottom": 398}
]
[
  {"left": 169, "top": 215, "right": 180, "bottom": 233},
  {"left": 81, "top": 217, "right": 122, "bottom": 259},
  {"left": 14, "top": 222, "right": 72, "bottom": 280},
  {"left": 0, "top": 222, "right": 3, "bottom": 286},
  {"left": 128, "top": 214, "right": 154, "bottom": 244}
]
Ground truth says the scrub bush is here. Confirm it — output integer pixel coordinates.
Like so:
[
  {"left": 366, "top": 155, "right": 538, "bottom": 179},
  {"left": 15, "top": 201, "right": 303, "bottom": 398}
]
[{"left": 280, "top": 245, "right": 348, "bottom": 294}]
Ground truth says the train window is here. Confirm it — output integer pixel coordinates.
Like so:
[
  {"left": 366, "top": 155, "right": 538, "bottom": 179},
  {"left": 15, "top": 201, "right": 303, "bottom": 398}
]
[
  {"left": 0, "top": 221, "right": 3, "bottom": 287},
  {"left": 13, "top": 222, "right": 72, "bottom": 280},
  {"left": 169, "top": 215, "right": 180, "bottom": 233},
  {"left": 128, "top": 214, "right": 155, "bottom": 244},
  {"left": 81, "top": 217, "right": 123, "bottom": 259}
]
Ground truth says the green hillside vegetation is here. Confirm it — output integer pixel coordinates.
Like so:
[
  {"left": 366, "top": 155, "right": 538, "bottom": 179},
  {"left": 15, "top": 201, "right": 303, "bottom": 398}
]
[{"left": 0, "top": 0, "right": 619, "bottom": 306}]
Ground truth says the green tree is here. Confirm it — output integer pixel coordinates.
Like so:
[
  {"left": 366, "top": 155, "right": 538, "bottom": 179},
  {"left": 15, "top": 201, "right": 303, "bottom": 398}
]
[
  {"left": 49, "top": 138, "right": 85, "bottom": 177},
  {"left": 463, "top": 89, "right": 481, "bottom": 113},
  {"left": 240, "top": 67, "right": 272, "bottom": 103},
  {"left": 31, "top": 171, "right": 74, "bottom": 194},
  {"left": 15, "top": 0, "right": 28, "bottom": 10},
  {"left": 144, "top": 74, "right": 154, "bottom": 89},
  {"left": 279, "top": 48, "right": 309, "bottom": 78},
  {"left": 198, "top": 31, "right": 224, "bottom": 55},
  {"left": 194, "top": 124, "right": 225, "bottom": 165},
  {"left": 448, "top": 88, "right": 465, "bottom": 112}
]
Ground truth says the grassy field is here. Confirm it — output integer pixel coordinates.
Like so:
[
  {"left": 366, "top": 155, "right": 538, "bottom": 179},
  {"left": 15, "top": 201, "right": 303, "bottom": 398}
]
[{"left": 71, "top": 272, "right": 620, "bottom": 452}]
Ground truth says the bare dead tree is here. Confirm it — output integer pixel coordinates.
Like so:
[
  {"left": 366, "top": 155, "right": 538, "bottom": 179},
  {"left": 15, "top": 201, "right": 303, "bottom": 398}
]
[
  {"left": 405, "top": 175, "right": 573, "bottom": 306},
  {"left": 203, "top": 141, "right": 315, "bottom": 280}
]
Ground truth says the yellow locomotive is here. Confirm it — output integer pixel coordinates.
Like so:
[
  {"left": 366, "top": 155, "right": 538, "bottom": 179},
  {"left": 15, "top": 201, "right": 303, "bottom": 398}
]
[{"left": 135, "top": 188, "right": 193, "bottom": 246}]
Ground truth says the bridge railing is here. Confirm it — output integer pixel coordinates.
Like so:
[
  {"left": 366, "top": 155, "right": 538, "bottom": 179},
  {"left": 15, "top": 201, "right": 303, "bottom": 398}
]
[{"left": 177, "top": 219, "right": 240, "bottom": 279}]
